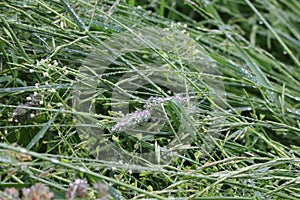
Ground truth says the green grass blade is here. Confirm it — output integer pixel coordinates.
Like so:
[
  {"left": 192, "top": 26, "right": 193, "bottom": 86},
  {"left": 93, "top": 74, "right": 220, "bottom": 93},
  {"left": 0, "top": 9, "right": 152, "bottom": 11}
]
[{"left": 26, "top": 111, "right": 59, "bottom": 150}]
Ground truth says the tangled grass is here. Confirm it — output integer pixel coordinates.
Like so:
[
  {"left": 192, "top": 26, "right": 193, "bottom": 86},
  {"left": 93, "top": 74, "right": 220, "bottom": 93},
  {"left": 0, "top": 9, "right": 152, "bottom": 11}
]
[{"left": 0, "top": 0, "right": 299, "bottom": 199}]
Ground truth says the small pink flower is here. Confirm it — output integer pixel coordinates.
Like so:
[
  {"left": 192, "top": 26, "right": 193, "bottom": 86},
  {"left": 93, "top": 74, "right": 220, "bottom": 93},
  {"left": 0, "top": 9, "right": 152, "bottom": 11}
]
[
  {"left": 0, "top": 187, "right": 19, "bottom": 200},
  {"left": 112, "top": 109, "right": 151, "bottom": 133},
  {"left": 22, "top": 183, "right": 53, "bottom": 200},
  {"left": 111, "top": 95, "right": 192, "bottom": 133},
  {"left": 65, "top": 179, "right": 89, "bottom": 199}
]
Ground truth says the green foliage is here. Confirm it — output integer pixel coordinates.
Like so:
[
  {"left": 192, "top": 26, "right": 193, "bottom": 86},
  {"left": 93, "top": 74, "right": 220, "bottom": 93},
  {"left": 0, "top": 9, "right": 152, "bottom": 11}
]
[{"left": 0, "top": 0, "right": 299, "bottom": 199}]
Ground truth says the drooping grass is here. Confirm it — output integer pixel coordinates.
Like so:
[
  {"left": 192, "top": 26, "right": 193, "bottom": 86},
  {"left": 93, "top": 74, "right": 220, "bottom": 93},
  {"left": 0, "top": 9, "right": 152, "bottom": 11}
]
[{"left": 0, "top": 0, "right": 299, "bottom": 199}]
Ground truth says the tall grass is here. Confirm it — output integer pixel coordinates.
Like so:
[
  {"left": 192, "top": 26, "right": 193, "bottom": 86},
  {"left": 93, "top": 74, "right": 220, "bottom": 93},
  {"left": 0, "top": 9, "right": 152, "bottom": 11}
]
[{"left": 0, "top": 0, "right": 299, "bottom": 199}]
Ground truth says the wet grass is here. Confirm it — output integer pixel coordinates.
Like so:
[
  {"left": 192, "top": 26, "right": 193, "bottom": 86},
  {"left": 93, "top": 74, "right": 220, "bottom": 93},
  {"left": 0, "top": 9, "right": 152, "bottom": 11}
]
[{"left": 0, "top": 0, "right": 299, "bottom": 199}]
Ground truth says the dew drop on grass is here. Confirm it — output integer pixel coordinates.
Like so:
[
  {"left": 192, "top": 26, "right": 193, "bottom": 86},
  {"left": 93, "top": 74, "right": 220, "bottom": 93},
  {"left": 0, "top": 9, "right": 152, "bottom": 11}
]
[
  {"left": 50, "top": 158, "right": 60, "bottom": 164},
  {"left": 20, "top": 149, "right": 27, "bottom": 154},
  {"left": 79, "top": 167, "right": 87, "bottom": 173}
]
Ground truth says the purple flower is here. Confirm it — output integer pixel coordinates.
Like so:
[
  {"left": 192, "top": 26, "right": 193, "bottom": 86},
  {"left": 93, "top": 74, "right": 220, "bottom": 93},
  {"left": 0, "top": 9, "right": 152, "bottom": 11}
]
[
  {"left": 111, "top": 109, "right": 151, "bottom": 133},
  {"left": 22, "top": 183, "right": 54, "bottom": 200},
  {"left": 172, "top": 95, "right": 191, "bottom": 104},
  {"left": 111, "top": 95, "right": 192, "bottom": 133},
  {"left": 144, "top": 96, "right": 172, "bottom": 109},
  {"left": 144, "top": 95, "right": 190, "bottom": 109},
  {"left": 65, "top": 179, "right": 89, "bottom": 199},
  {"left": 0, "top": 187, "right": 19, "bottom": 200}
]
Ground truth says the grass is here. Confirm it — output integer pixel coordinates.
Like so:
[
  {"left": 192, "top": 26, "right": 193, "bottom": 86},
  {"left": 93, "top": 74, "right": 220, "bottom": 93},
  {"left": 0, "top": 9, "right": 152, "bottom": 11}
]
[{"left": 0, "top": 0, "right": 299, "bottom": 199}]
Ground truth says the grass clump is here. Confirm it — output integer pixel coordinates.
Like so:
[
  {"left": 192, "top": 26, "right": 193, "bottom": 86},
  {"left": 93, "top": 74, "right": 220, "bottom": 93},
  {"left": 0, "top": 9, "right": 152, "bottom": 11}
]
[{"left": 0, "top": 0, "right": 299, "bottom": 199}]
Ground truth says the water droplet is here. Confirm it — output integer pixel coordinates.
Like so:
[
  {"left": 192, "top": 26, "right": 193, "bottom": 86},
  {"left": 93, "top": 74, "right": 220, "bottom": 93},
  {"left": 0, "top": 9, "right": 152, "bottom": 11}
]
[
  {"left": 20, "top": 149, "right": 27, "bottom": 154},
  {"left": 51, "top": 158, "right": 59, "bottom": 164},
  {"left": 202, "top": 0, "right": 210, "bottom": 7},
  {"left": 283, "top": 51, "right": 287, "bottom": 55},
  {"left": 79, "top": 167, "right": 87, "bottom": 173},
  {"left": 258, "top": 21, "right": 263, "bottom": 25}
]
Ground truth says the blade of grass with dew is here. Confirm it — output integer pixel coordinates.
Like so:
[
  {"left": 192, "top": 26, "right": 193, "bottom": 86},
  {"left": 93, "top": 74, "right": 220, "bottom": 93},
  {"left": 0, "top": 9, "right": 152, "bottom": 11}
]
[
  {"left": 26, "top": 111, "right": 59, "bottom": 150},
  {"left": 0, "top": 143, "right": 165, "bottom": 200},
  {"left": 245, "top": 0, "right": 300, "bottom": 68}
]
